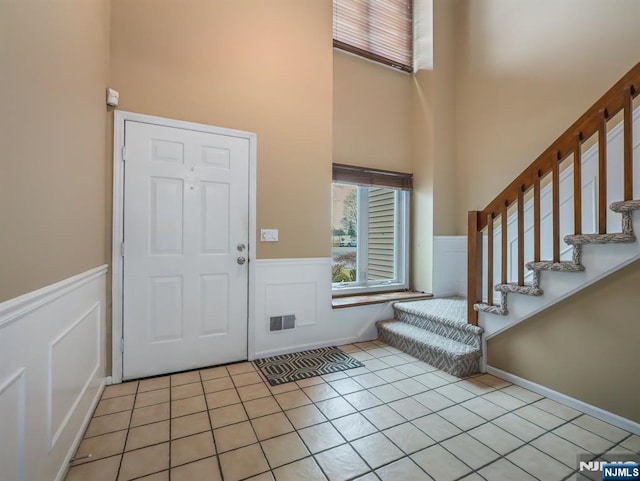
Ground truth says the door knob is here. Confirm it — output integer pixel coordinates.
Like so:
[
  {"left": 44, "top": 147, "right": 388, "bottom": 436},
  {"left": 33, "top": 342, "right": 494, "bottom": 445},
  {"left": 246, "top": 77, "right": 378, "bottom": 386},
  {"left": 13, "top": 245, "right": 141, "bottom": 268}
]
[{"left": 237, "top": 257, "right": 246, "bottom": 265}]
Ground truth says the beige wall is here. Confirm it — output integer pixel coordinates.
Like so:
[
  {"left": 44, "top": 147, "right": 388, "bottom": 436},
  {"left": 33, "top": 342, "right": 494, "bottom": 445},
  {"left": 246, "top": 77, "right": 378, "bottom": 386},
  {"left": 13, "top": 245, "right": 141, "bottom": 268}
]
[
  {"left": 431, "top": 0, "right": 458, "bottom": 236},
  {"left": 0, "top": 0, "right": 110, "bottom": 302},
  {"left": 333, "top": 51, "right": 413, "bottom": 173},
  {"left": 110, "top": 0, "right": 333, "bottom": 260},
  {"left": 411, "top": 0, "right": 459, "bottom": 291},
  {"left": 455, "top": 0, "right": 640, "bottom": 233},
  {"left": 410, "top": 69, "right": 434, "bottom": 292},
  {"left": 488, "top": 259, "right": 640, "bottom": 423}
]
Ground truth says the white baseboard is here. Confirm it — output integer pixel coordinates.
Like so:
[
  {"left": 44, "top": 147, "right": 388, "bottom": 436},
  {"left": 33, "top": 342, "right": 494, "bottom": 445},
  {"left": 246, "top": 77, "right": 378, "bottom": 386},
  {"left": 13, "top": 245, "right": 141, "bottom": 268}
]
[
  {"left": 253, "top": 336, "right": 367, "bottom": 360},
  {"left": 487, "top": 366, "right": 640, "bottom": 436}
]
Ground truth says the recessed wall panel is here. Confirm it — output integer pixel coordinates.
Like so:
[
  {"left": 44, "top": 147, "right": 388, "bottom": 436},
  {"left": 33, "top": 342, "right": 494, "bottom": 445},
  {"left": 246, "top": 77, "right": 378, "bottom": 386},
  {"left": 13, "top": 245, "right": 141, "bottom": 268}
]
[
  {"left": 0, "top": 369, "right": 25, "bottom": 481},
  {"left": 200, "top": 274, "right": 229, "bottom": 336},
  {"left": 150, "top": 139, "right": 184, "bottom": 164},
  {"left": 150, "top": 177, "right": 184, "bottom": 255},
  {"left": 201, "top": 182, "right": 230, "bottom": 254},
  {"left": 149, "top": 276, "right": 183, "bottom": 340},
  {"left": 265, "top": 281, "right": 318, "bottom": 327},
  {"left": 201, "top": 146, "right": 231, "bottom": 169},
  {"left": 49, "top": 304, "right": 100, "bottom": 449}
]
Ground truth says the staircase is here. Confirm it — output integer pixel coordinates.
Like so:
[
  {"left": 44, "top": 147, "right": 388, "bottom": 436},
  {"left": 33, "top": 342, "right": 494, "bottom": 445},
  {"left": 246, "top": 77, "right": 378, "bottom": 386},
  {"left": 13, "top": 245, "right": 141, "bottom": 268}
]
[
  {"left": 376, "top": 63, "right": 640, "bottom": 378},
  {"left": 468, "top": 62, "right": 640, "bottom": 328},
  {"left": 376, "top": 298, "right": 483, "bottom": 377}
]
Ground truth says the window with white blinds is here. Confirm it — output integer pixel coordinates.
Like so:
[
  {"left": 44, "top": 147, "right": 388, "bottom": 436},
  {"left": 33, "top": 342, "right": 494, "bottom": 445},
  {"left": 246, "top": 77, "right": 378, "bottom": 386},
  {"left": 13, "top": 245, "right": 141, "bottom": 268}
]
[{"left": 333, "top": 0, "right": 414, "bottom": 73}]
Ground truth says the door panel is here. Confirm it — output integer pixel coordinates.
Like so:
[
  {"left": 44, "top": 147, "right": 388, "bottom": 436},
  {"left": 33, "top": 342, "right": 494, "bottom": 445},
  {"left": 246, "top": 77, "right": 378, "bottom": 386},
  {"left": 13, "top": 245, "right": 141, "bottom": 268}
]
[{"left": 123, "top": 120, "right": 249, "bottom": 379}]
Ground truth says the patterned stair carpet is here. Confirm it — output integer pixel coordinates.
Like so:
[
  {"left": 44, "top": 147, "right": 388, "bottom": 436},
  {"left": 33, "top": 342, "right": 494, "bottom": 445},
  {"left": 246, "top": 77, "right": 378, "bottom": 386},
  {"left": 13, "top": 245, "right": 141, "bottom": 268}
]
[
  {"left": 254, "top": 346, "right": 364, "bottom": 386},
  {"left": 376, "top": 297, "right": 483, "bottom": 377}
]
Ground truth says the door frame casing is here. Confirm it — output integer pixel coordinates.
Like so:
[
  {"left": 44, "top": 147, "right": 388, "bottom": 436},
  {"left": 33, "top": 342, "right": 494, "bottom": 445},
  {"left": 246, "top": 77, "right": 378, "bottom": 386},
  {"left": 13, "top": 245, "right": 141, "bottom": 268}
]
[{"left": 111, "top": 110, "right": 257, "bottom": 384}]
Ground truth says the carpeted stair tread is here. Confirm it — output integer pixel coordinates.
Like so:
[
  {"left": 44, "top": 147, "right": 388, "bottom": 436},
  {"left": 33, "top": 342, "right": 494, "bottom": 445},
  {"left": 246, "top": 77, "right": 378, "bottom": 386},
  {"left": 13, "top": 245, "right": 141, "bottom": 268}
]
[
  {"left": 564, "top": 232, "right": 635, "bottom": 245},
  {"left": 393, "top": 297, "right": 483, "bottom": 348},
  {"left": 610, "top": 199, "right": 640, "bottom": 213},
  {"left": 393, "top": 298, "right": 481, "bottom": 333},
  {"left": 494, "top": 283, "right": 543, "bottom": 296},
  {"left": 376, "top": 319, "right": 481, "bottom": 377},
  {"left": 525, "top": 261, "right": 585, "bottom": 272}
]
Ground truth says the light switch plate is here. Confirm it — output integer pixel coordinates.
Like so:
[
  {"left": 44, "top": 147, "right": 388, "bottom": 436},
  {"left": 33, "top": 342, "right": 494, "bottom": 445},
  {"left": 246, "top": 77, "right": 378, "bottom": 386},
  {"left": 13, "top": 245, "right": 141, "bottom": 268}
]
[{"left": 260, "top": 229, "right": 279, "bottom": 242}]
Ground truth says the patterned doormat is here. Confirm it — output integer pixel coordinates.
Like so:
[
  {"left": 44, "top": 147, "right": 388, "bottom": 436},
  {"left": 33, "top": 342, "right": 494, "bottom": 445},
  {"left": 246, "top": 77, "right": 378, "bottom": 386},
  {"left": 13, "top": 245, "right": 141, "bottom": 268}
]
[{"left": 254, "top": 346, "right": 364, "bottom": 386}]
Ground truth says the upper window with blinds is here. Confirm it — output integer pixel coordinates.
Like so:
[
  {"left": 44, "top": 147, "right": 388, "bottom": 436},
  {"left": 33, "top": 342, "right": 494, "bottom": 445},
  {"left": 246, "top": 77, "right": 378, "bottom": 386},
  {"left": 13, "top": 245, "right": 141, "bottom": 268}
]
[{"left": 333, "top": 0, "right": 414, "bottom": 73}]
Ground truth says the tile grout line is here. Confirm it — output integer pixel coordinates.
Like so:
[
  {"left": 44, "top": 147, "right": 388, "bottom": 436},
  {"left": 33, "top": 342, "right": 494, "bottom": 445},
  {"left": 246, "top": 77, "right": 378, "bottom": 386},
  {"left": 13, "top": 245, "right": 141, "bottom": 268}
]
[
  {"left": 230, "top": 363, "right": 280, "bottom": 480},
  {"left": 199, "top": 367, "right": 227, "bottom": 481},
  {"left": 168, "top": 376, "right": 174, "bottom": 481},
  {"left": 116, "top": 380, "right": 139, "bottom": 481}
]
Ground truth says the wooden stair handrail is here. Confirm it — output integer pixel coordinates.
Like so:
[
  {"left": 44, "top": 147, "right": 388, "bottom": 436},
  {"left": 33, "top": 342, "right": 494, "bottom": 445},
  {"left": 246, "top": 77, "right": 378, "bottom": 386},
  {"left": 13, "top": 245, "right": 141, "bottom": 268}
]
[{"left": 477, "top": 62, "right": 640, "bottom": 230}]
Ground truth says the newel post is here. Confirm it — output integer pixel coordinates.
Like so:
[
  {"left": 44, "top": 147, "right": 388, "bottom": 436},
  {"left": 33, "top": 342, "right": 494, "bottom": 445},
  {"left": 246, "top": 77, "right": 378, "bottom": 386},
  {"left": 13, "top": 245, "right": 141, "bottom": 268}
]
[{"left": 467, "top": 211, "right": 482, "bottom": 326}]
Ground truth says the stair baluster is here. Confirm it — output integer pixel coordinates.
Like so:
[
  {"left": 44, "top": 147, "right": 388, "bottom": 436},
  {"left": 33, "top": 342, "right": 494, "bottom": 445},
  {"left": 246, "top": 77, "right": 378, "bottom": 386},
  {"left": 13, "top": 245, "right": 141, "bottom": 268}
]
[
  {"left": 574, "top": 133, "right": 583, "bottom": 235},
  {"left": 598, "top": 109, "right": 608, "bottom": 234},
  {"left": 487, "top": 213, "right": 494, "bottom": 307},
  {"left": 533, "top": 170, "right": 541, "bottom": 262},
  {"left": 467, "top": 211, "right": 482, "bottom": 325},
  {"left": 517, "top": 185, "right": 525, "bottom": 286},
  {"left": 552, "top": 151, "right": 561, "bottom": 263},
  {"left": 501, "top": 201, "right": 508, "bottom": 285},
  {"left": 624, "top": 86, "right": 634, "bottom": 201}
]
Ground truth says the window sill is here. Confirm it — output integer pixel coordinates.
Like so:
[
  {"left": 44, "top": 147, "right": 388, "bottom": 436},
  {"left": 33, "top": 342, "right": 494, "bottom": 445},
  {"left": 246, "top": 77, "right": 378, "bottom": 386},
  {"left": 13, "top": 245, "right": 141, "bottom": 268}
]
[{"left": 331, "top": 291, "right": 433, "bottom": 309}]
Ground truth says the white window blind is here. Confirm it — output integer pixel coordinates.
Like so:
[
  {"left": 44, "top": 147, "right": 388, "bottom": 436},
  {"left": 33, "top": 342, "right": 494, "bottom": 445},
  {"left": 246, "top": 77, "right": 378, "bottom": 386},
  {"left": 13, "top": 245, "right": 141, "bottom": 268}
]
[{"left": 333, "top": 0, "right": 413, "bottom": 73}]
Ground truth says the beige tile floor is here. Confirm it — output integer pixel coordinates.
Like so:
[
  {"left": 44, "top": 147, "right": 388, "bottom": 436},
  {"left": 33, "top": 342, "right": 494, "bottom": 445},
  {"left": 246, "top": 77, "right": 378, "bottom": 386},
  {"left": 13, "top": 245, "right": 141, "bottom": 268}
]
[{"left": 65, "top": 341, "right": 640, "bottom": 481}]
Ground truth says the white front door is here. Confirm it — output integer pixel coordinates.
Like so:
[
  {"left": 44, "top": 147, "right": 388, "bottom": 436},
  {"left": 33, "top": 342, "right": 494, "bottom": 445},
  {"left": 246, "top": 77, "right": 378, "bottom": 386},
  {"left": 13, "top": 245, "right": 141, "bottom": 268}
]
[{"left": 122, "top": 120, "right": 249, "bottom": 379}]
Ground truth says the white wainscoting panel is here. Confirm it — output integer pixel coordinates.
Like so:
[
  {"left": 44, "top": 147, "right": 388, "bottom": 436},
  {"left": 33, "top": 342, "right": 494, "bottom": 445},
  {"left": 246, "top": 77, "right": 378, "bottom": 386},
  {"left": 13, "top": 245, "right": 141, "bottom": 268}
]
[
  {"left": 252, "top": 258, "right": 394, "bottom": 359},
  {"left": 432, "top": 236, "right": 467, "bottom": 297},
  {"left": 0, "top": 265, "right": 107, "bottom": 481},
  {"left": 48, "top": 302, "right": 101, "bottom": 450},
  {"left": 0, "top": 369, "right": 26, "bottom": 481}
]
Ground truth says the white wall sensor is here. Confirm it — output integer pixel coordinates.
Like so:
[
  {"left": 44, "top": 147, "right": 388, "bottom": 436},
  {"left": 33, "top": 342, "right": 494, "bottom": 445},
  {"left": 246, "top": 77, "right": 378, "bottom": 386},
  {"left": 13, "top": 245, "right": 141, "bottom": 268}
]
[{"left": 106, "top": 88, "right": 119, "bottom": 107}]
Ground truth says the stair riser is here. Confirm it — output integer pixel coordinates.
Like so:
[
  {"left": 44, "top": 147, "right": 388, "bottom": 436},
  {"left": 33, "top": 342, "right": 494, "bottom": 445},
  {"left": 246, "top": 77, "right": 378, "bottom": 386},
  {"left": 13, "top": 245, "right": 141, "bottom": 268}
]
[
  {"left": 378, "top": 327, "right": 481, "bottom": 377},
  {"left": 395, "top": 309, "right": 482, "bottom": 349}
]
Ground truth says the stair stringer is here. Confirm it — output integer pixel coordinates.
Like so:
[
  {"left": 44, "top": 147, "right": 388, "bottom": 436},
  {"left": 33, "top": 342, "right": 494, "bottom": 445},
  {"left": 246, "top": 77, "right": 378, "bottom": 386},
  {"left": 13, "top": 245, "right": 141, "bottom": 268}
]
[{"left": 479, "top": 210, "right": 640, "bottom": 367}]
